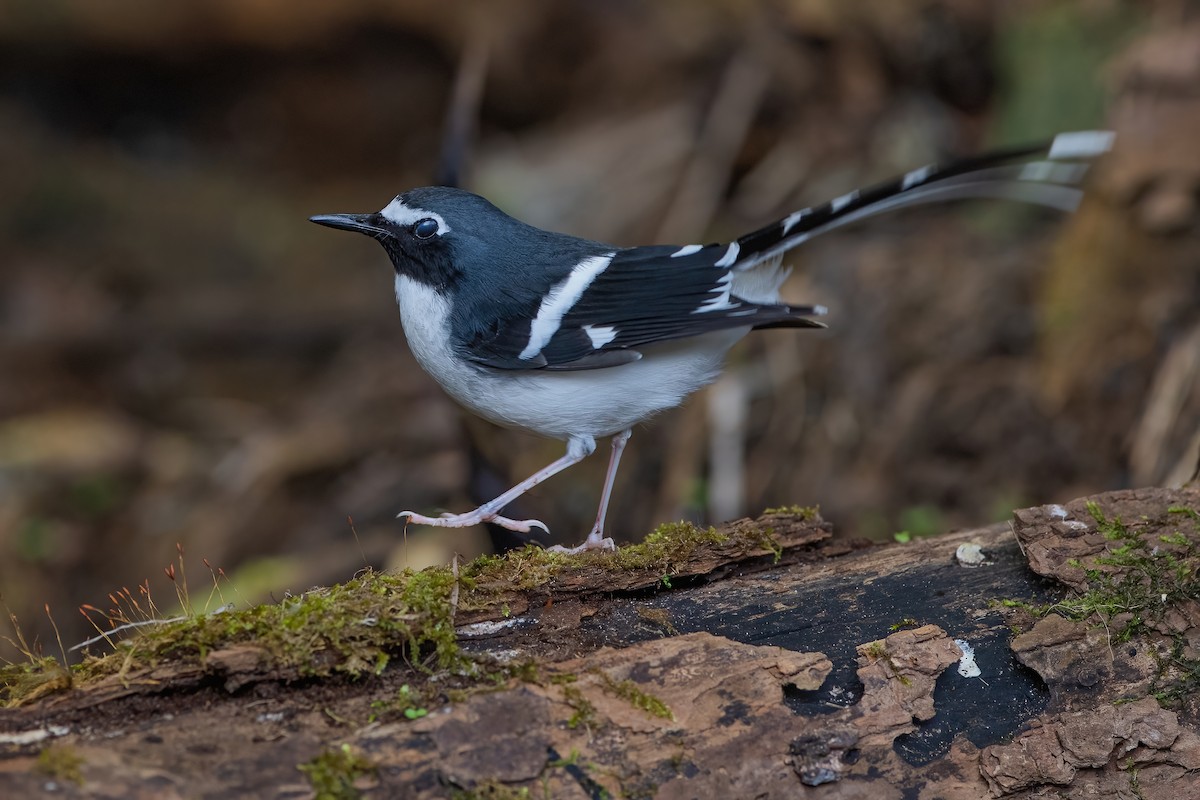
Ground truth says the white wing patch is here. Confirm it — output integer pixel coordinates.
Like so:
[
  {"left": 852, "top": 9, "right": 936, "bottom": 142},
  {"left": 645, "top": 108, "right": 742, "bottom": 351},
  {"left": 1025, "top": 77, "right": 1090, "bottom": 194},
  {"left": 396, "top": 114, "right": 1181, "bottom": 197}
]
[
  {"left": 694, "top": 272, "right": 736, "bottom": 313},
  {"left": 671, "top": 244, "right": 704, "bottom": 258},
  {"left": 582, "top": 324, "right": 618, "bottom": 349},
  {"left": 380, "top": 198, "right": 451, "bottom": 236},
  {"left": 520, "top": 253, "right": 615, "bottom": 360},
  {"left": 714, "top": 242, "right": 740, "bottom": 267}
]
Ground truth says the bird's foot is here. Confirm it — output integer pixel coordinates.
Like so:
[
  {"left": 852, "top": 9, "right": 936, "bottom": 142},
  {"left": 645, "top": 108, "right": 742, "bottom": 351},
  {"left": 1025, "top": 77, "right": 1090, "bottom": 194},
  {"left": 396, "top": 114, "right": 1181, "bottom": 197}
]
[
  {"left": 397, "top": 509, "right": 549, "bottom": 534},
  {"left": 545, "top": 528, "right": 616, "bottom": 555}
]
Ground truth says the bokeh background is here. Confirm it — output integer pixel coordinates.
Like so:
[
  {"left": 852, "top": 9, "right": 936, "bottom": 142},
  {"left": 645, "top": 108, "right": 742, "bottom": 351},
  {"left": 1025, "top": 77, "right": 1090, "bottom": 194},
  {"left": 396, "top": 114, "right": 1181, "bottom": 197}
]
[{"left": 1, "top": 0, "right": 1198, "bottom": 659}]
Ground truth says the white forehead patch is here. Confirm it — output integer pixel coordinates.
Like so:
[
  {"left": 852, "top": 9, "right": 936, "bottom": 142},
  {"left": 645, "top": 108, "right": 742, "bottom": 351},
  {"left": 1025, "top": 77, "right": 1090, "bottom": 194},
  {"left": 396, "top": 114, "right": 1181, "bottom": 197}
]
[{"left": 380, "top": 197, "right": 451, "bottom": 236}]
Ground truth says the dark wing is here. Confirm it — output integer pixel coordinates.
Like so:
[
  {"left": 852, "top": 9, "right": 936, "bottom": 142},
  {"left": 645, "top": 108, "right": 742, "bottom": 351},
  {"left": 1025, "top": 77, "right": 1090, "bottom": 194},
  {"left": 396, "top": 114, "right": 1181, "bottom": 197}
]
[
  {"left": 460, "top": 129, "right": 1114, "bottom": 372},
  {"left": 460, "top": 245, "right": 827, "bottom": 371}
]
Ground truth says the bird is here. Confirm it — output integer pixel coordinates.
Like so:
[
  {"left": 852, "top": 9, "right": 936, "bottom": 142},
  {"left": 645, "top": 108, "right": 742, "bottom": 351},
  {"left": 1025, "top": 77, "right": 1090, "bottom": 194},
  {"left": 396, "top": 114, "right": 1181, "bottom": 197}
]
[{"left": 310, "top": 130, "right": 1114, "bottom": 554}]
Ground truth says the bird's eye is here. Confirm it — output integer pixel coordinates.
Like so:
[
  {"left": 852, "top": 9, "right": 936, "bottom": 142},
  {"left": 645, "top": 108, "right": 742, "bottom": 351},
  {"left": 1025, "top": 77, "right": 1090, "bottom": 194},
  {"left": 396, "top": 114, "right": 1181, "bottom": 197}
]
[{"left": 413, "top": 218, "right": 439, "bottom": 239}]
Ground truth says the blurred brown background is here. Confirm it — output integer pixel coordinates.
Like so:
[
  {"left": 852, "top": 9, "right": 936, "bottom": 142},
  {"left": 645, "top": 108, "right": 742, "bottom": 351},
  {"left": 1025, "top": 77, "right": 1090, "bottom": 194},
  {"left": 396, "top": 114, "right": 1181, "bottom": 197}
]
[{"left": 1, "top": 0, "right": 1198, "bottom": 660}]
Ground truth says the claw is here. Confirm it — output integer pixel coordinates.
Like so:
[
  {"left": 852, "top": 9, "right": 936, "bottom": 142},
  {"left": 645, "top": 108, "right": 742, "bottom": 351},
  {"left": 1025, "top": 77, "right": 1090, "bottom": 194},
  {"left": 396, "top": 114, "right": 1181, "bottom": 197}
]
[
  {"left": 396, "top": 510, "right": 477, "bottom": 527},
  {"left": 397, "top": 509, "right": 551, "bottom": 534},
  {"left": 485, "top": 514, "right": 550, "bottom": 534}
]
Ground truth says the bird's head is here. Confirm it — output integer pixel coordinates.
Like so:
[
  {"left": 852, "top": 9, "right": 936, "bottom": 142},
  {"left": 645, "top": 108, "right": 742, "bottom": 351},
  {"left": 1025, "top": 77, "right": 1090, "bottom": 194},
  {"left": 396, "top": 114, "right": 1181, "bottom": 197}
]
[{"left": 311, "top": 186, "right": 529, "bottom": 291}]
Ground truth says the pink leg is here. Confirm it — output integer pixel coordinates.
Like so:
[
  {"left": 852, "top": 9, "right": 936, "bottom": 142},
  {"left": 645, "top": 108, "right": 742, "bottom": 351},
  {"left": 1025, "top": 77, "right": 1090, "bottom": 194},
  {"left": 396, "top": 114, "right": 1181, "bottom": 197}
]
[
  {"left": 548, "top": 429, "right": 632, "bottom": 554},
  {"left": 398, "top": 435, "right": 596, "bottom": 533}
]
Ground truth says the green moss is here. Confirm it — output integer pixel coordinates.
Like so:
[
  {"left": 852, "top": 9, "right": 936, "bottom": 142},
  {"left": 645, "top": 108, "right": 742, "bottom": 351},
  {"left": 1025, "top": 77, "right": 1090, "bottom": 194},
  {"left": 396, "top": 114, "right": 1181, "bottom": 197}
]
[
  {"left": 862, "top": 641, "right": 888, "bottom": 660},
  {"left": 298, "top": 744, "right": 376, "bottom": 800},
  {"left": 1168, "top": 506, "right": 1200, "bottom": 523},
  {"left": 749, "top": 526, "right": 784, "bottom": 563},
  {"left": 999, "top": 504, "right": 1199, "bottom": 644},
  {"left": 462, "top": 546, "right": 564, "bottom": 596},
  {"left": 0, "top": 656, "right": 72, "bottom": 707},
  {"left": 606, "top": 521, "right": 729, "bottom": 573},
  {"left": 36, "top": 744, "right": 84, "bottom": 785},
  {"left": 597, "top": 672, "right": 673, "bottom": 721},
  {"left": 1043, "top": 503, "right": 1200, "bottom": 641},
  {"left": 562, "top": 684, "right": 598, "bottom": 730},
  {"left": 1150, "top": 635, "right": 1200, "bottom": 710},
  {"left": 762, "top": 505, "right": 819, "bottom": 520},
  {"left": 889, "top": 618, "right": 919, "bottom": 632},
  {"left": 6, "top": 509, "right": 803, "bottom": 703},
  {"left": 454, "top": 521, "right": 742, "bottom": 607},
  {"left": 127, "top": 566, "right": 466, "bottom": 678},
  {"left": 860, "top": 640, "right": 912, "bottom": 684}
]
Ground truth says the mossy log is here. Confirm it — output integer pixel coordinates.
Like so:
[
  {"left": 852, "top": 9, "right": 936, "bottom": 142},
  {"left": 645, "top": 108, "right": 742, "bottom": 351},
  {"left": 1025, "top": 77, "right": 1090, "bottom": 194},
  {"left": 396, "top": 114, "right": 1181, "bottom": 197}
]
[{"left": 1, "top": 487, "right": 1199, "bottom": 798}]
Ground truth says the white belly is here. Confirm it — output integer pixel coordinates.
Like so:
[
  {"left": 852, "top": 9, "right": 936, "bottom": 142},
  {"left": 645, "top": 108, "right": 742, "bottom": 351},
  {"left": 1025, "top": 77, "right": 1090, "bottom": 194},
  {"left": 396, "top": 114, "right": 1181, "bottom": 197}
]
[{"left": 394, "top": 275, "right": 744, "bottom": 440}]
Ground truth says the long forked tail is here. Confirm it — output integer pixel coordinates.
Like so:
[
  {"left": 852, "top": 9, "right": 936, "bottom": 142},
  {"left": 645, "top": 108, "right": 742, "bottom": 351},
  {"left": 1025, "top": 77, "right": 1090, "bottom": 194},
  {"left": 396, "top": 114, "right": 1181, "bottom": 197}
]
[{"left": 732, "top": 130, "right": 1115, "bottom": 271}]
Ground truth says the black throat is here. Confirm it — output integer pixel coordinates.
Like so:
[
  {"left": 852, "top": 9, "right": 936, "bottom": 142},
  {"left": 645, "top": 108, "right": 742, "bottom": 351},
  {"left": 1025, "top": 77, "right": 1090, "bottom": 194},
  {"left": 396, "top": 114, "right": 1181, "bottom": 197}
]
[{"left": 380, "top": 235, "right": 461, "bottom": 293}]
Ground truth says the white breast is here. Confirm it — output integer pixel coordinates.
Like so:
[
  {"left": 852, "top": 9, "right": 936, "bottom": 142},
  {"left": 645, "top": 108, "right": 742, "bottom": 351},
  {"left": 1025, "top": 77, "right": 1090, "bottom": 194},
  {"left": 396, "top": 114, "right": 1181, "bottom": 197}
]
[{"left": 394, "top": 275, "right": 746, "bottom": 440}]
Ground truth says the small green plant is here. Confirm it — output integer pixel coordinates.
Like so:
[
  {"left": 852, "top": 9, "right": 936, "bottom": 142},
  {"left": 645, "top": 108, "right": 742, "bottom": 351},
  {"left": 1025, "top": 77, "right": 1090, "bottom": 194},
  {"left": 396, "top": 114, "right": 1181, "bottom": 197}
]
[
  {"left": 889, "top": 618, "right": 919, "bottom": 632},
  {"left": 368, "top": 683, "right": 428, "bottom": 723},
  {"left": 298, "top": 743, "right": 376, "bottom": 800}
]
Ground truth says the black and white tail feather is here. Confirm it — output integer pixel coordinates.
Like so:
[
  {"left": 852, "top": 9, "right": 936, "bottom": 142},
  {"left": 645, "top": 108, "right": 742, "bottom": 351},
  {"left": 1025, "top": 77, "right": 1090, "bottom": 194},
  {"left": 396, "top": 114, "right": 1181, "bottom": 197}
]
[
  {"left": 731, "top": 129, "right": 1113, "bottom": 271},
  {"left": 469, "top": 130, "right": 1114, "bottom": 373}
]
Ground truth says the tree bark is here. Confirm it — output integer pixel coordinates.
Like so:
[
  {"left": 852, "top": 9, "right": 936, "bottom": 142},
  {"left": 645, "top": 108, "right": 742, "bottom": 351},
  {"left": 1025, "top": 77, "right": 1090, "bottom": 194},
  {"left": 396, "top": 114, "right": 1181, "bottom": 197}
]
[{"left": 1, "top": 487, "right": 1198, "bottom": 798}]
